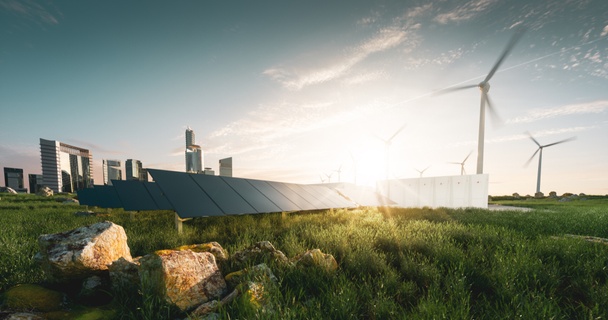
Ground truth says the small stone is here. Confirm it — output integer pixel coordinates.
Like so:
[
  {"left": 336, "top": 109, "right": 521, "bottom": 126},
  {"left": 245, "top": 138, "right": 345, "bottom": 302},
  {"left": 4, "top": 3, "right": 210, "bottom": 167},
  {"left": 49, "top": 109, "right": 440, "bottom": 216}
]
[
  {"left": 36, "top": 186, "right": 53, "bottom": 197},
  {"left": 0, "top": 186, "right": 18, "bottom": 194},
  {"left": 232, "top": 241, "right": 289, "bottom": 266},
  {"left": 293, "top": 249, "right": 338, "bottom": 272},
  {"left": 175, "top": 242, "right": 228, "bottom": 262}
]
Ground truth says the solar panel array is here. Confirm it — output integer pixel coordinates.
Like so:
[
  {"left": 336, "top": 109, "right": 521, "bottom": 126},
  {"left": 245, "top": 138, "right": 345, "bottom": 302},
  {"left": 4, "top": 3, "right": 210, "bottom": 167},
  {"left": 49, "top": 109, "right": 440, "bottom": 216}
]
[
  {"left": 147, "top": 169, "right": 357, "bottom": 218},
  {"left": 77, "top": 169, "right": 394, "bottom": 219}
]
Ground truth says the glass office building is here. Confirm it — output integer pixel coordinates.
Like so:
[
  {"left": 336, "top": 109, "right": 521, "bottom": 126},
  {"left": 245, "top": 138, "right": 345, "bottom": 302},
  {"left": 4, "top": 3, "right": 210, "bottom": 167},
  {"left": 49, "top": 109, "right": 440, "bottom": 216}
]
[
  {"left": 40, "top": 138, "right": 93, "bottom": 193},
  {"left": 185, "top": 145, "right": 203, "bottom": 173},
  {"left": 126, "top": 159, "right": 147, "bottom": 181},
  {"left": 28, "top": 174, "right": 43, "bottom": 193},
  {"left": 103, "top": 159, "right": 122, "bottom": 185},
  {"left": 4, "top": 167, "right": 25, "bottom": 192}
]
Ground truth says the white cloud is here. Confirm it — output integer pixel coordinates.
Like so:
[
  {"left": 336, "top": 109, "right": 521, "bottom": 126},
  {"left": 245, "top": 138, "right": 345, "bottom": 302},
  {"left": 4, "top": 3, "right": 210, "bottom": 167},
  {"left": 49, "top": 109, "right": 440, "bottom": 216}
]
[
  {"left": 0, "top": 0, "right": 61, "bottom": 25},
  {"left": 507, "top": 100, "right": 608, "bottom": 124},
  {"left": 601, "top": 25, "right": 608, "bottom": 37},
  {"left": 263, "top": 27, "right": 408, "bottom": 90},
  {"left": 341, "top": 71, "right": 387, "bottom": 85},
  {"left": 434, "top": 0, "right": 498, "bottom": 24}
]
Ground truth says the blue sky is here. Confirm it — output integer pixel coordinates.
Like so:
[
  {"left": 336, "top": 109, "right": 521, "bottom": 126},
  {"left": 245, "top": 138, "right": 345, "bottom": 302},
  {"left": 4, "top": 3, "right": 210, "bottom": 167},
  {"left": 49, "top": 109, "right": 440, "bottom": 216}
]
[{"left": 1, "top": 0, "right": 607, "bottom": 195}]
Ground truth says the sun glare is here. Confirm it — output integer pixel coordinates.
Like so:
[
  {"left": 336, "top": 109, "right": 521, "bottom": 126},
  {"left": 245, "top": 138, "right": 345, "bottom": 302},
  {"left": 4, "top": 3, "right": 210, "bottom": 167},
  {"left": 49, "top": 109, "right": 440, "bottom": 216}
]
[{"left": 351, "top": 141, "right": 385, "bottom": 188}]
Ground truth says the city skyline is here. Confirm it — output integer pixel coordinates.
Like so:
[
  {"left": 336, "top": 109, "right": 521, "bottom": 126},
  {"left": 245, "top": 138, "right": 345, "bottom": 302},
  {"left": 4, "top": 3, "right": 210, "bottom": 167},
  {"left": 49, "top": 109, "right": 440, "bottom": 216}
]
[{"left": 1, "top": 1, "right": 607, "bottom": 195}]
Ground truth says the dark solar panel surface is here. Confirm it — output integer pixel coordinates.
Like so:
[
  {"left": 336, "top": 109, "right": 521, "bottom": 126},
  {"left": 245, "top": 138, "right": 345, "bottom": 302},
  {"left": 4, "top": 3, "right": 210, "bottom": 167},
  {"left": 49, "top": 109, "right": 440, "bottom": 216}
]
[
  {"left": 220, "top": 177, "right": 282, "bottom": 213},
  {"left": 143, "top": 182, "right": 174, "bottom": 210},
  {"left": 93, "top": 185, "right": 123, "bottom": 208},
  {"left": 111, "top": 180, "right": 160, "bottom": 211},
  {"left": 147, "top": 169, "right": 224, "bottom": 218},
  {"left": 191, "top": 174, "right": 256, "bottom": 215}
]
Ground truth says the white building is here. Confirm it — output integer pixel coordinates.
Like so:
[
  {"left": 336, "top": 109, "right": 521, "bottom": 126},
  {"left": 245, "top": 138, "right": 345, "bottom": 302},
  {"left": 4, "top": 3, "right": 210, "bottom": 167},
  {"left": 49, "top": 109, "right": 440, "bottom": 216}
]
[
  {"left": 219, "top": 157, "right": 232, "bottom": 177},
  {"left": 40, "top": 138, "right": 93, "bottom": 193}
]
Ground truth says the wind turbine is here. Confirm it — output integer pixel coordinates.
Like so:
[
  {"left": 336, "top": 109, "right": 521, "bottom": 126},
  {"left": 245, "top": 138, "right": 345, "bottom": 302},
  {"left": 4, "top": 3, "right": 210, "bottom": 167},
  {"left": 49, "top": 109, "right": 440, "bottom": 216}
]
[
  {"left": 324, "top": 172, "right": 333, "bottom": 183},
  {"left": 334, "top": 165, "right": 343, "bottom": 182},
  {"left": 374, "top": 124, "right": 407, "bottom": 182},
  {"left": 525, "top": 132, "right": 575, "bottom": 194},
  {"left": 374, "top": 124, "right": 406, "bottom": 199},
  {"left": 439, "top": 27, "right": 525, "bottom": 174},
  {"left": 319, "top": 175, "right": 326, "bottom": 183},
  {"left": 449, "top": 151, "right": 473, "bottom": 176},
  {"left": 414, "top": 166, "right": 430, "bottom": 178}
]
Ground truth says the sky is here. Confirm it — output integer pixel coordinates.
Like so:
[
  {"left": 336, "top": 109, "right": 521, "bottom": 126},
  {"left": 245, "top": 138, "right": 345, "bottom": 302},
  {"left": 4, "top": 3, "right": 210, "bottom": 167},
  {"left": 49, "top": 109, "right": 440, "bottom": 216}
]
[{"left": 1, "top": 0, "right": 607, "bottom": 196}]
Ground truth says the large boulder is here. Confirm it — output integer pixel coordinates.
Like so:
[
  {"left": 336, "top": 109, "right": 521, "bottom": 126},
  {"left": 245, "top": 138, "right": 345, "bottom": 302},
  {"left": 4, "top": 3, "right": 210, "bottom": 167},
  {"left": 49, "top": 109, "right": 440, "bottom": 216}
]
[
  {"left": 36, "top": 186, "right": 53, "bottom": 197},
  {"left": 139, "top": 250, "right": 227, "bottom": 312},
  {"left": 232, "top": 241, "right": 289, "bottom": 266},
  {"left": 35, "top": 221, "right": 132, "bottom": 282}
]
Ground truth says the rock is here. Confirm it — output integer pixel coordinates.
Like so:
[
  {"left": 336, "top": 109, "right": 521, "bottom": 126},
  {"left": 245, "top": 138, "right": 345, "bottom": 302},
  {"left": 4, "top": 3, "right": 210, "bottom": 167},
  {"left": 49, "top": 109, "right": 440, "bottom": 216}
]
[
  {"left": 109, "top": 256, "right": 141, "bottom": 292},
  {"left": 74, "top": 210, "right": 95, "bottom": 217},
  {"left": 512, "top": 193, "right": 520, "bottom": 199},
  {"left": 36, "top": 186, "right": 53, "bottom": 197},
  {"left": 3, "top": 313, "right": 45, "bottom": 320},
  {"left": 190, "top": 289, "right": 238, "bottom": 318},
  {"left": 293, "top": 249, "right": 338, "bottom": 272},
  {"left": 77, "top": 275, "right": 113, "bottom": 306},
  {"left": 224, "top": 263, "right": 277, "bottom": 290},
  {"left": 0, "top": 186, "right": 18, "bottom": 194},
  {"left": 579, "top": 193, "right": 586, "bottom": 197},
  {"left": 62, "top": 198, "right": 79, "bottom": 205},
  {"left": 139, "top": 250, "right": 227, "bottom": 312},
  {"left": 548, "top": 191, "right": 557, "bottom": 198},
  {"left": 534, "top": 192, "right": 544, "bottom": 198},
  {"left": 232, "top": 241, "right": 289, "bottom": 266},
  {"left": 3, "top": 284, "right": 64, "bottom": 312},
  {"left": 35, "top": 221, "right": 132, "bottom": 282},
  {"left": 175, "top": 242, "right": 228, "bottom": 262}
]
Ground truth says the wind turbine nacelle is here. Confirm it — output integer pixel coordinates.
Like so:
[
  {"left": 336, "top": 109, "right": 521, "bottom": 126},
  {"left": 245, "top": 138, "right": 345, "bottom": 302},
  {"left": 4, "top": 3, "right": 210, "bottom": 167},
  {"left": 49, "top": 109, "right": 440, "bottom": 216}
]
[{"left": 478, "top": 82, "right": 490, "bottom": 92}]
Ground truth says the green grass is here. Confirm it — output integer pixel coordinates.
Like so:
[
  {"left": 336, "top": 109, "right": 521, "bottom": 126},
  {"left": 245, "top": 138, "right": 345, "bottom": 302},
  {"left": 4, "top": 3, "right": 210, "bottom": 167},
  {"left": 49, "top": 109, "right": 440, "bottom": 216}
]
[{"left": 1, "top": 193, "right": 608, "bottom": 319}]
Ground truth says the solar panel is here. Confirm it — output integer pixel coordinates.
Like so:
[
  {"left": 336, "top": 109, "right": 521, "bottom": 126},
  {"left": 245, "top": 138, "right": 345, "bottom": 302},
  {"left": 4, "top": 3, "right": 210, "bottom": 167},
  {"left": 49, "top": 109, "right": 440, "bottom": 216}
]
[
  {"left": 143, "top": 182, "right": 174, "bottom": 210},
  {"left": 77, "top": 187, "right": 98, "bottom": 207},
  {"left": 190, "top": 174, "right": 257, "bottom": 215},
  {"left": 302, "top": 184, "right": 353, "bottom": 208},
  {"left": 111, "top": 180, "right": 160, "bottom": 211},
  {"left": 92, "top": 185, "right": 123, "bottom": 208},
  {"left": 220, "top": 176, "right": 282, "bottom": 213},
  {"left": 147, "top": 169, "right": 224, "bottom": 218},
  {"left": 246, "top": 179, "right": 301, "bottom": 212},
  {"left": 284, "top": 183, "right": 330, "bottom": 209},
  {"left": 268, "top": 181, "right": 318, "bottom": 211}
]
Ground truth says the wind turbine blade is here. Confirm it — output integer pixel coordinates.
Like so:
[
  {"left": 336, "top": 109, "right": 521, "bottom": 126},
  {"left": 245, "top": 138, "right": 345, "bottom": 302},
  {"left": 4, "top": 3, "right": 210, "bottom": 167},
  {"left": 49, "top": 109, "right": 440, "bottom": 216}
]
[
  {"left": 433, "top": 84, "right": 479, "bottom": 95},
  {"left": 524, "top": 148, "right": 540, "bottom": 167},
  {"left": 463, "top": 150, "right": 473, "bottom": 163},
  {"left": 448, "top": 162, "right": 461, "bottom": 164},
  {"left": 388, "top": 124, "right": 407, "bottom": 142},
  {"left": 422, "top": 166, "right": 430, "bottom": 173},
  {"left": 544, "top": 136, "right": 576, "bottom": 148},
  {"left": 483, "top": 27, "right": 526, "bottom": 83},
  {"left": 484, "top": 93, "right": 504, "bottom": 127},
  {"left": 526, "top": 131, "right": 541, "bottom": 147},
  {"left": 372, "top": 133, "right": 388, "bottom": 143}
]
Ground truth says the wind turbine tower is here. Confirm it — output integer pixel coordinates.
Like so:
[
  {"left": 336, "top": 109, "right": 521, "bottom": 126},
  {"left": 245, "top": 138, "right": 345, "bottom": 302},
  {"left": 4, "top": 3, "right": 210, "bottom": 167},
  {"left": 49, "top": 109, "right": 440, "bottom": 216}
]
[
  {"left": 525, "top": 132, "right": 575, "bottom": 194},
  {"left": 375, "top": 124, "right": 406, "bottom": 198}
]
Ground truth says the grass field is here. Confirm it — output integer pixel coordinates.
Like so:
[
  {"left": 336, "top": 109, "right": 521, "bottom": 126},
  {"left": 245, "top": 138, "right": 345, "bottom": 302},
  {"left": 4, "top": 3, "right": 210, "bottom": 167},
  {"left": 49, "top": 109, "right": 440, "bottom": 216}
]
[{"left": 1, "top": 193, "right": 608, "bottom": 319}]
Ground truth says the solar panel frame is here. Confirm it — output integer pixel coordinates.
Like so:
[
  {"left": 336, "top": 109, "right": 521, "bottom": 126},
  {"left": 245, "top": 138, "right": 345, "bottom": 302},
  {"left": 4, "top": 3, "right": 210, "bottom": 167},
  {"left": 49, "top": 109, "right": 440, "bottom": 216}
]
[{"left": 147, "top": 169, "right": 224, "bottom": 218}]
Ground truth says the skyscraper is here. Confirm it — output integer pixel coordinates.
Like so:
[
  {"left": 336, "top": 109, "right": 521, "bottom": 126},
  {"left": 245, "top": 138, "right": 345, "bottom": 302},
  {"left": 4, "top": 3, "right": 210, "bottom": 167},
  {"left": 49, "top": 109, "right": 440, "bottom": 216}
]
[
  {"left": 185, "top": 127, "right": 203, "bottom": 173},
  {"left": 102, "top": 159, "right": 122, "bottom": 185},
  {"left": 186, "top": 126, "right": 195, "bottom": 148},
  {"left": 126, "top": 159, "right": 144, "bottom": 181},
  {"left": 219, "top": 157, "right": 233, "bottom": 177},
  {"left": 40, "top": 138, "right": 93, "bottom": 193},
  {"left": 4, "top": 167, "right": 25, "bottom": 192},
  {"left": 185, "top": 145, "right": 203, "bottom": 173}
]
